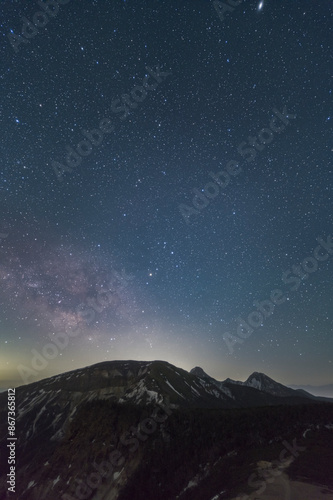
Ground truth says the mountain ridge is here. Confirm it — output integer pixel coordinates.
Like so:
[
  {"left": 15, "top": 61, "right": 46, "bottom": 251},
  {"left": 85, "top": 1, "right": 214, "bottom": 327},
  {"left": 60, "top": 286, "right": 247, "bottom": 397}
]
[
  {"left": 1, "top": 359, "right": 333, "bottom": 500},
  {"left": 190, "top": 365, "right": 332, "bottom": 403},
  {"left": 288, "top": 383, "right": 333, "bottom": 398},
  {"left": 5, "top": 360, "right": 332, "bottom": 406}
]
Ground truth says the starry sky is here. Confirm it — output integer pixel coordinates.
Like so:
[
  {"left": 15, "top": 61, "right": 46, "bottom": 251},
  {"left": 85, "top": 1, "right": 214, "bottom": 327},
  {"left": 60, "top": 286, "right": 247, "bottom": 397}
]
[{"left": 0, "top": 0, "right": 332, "bottom": 390}]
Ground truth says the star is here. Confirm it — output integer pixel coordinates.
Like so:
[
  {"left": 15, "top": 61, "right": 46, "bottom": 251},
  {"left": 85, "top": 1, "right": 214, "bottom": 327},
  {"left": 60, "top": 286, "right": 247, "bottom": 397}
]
[{"left": 0, "top": 0, "right": 331, "bottom": 391}]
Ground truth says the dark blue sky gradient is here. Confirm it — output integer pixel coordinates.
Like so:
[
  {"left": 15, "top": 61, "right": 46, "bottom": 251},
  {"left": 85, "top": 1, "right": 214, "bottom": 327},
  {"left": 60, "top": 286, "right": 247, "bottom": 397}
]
[{"left": 0, "top": 0, "right": 332, "bottom": 388}]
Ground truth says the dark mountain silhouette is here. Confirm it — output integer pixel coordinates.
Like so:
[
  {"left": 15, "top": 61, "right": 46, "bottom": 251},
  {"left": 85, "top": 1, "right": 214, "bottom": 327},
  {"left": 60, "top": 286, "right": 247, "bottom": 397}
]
[
  {"left": 0, "top": 360, "right": 332, "bottom": 500},
  {"left": 191, "top": 366, "right": 332, "bottom": 403},
  {"left": 288, "top": 383, "right": 333, "bottom": 398}
]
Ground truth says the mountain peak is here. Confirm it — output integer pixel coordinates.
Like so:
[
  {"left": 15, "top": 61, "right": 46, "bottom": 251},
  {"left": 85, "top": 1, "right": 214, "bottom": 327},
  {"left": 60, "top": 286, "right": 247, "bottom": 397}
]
[
  {"left": 245, "top": 372, "right": 272, "bottom": 385},
  {"left": 247, "top": 371, "right": 265, "bottom": 378},
  {"left": 1, "top": 359, "right": 331, "bottom": 500},
  {"left": 244, "top": 372, "right": 295, "bottom": 397},
  {"left": 190, "top": 366, "right": 209, "bottom": 378}
]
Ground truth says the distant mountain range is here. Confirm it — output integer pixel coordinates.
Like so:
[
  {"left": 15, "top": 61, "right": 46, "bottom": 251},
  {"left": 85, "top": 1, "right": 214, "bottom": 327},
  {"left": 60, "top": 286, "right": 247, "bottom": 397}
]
[
  {"left": 287, "top": 383, "right": 333, "bottom": 398},
  {"left": 0, "top": 360, "right": 332, "bottom": 500},
  {"left": 191, "top": 366, "right": 333, "bottom": 403}
]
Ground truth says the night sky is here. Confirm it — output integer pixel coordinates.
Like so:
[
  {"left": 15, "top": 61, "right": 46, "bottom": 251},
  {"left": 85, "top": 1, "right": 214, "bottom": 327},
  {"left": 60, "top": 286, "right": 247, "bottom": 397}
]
[{"left": 0, "top": 0, "right": 332, "bottom": 390}]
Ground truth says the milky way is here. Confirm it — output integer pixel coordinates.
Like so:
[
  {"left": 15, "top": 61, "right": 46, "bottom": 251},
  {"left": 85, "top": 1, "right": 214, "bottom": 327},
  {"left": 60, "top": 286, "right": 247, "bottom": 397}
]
[
  {"left": 0, "top": 0, "right": 332, "bottom": 388},
  {"left": 0, "top": 228, "right": 146, "bottom": 337}
]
